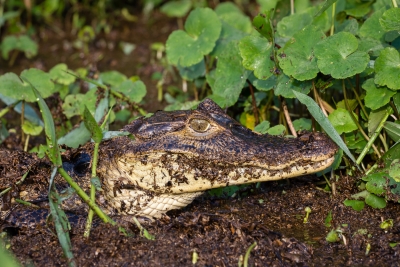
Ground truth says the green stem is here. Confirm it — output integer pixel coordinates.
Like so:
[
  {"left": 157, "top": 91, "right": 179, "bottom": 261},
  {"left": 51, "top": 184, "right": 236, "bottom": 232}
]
[
  {"left": 342, "top": 81, "right": 381, "bottom": 158},
  {"left": 84, "top": 142, "right": 100, "bottom": 238},
  {"left": 392, "top": 0, "right": 398, "bottom": 7},
  {"left": 356, "top": 106, "right": 393, "bottom": 165},
  {"left": 243, "top": 242, "right": 257, "bottom": 267},
  {"left": 330, "top": 3, "right": 336, "bottom": 36},
  {"left": 57, "top": 167, "right": 116, "bottom": 226}
]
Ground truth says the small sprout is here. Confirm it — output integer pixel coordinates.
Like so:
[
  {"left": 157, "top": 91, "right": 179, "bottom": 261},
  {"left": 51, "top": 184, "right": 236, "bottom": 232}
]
[
  {"left": 238, "top": 255, "right": 244, "bottom": 267},
  {"left": 192, "top": 250, "right": 198, "bottom": 264},
  {"left": 324, "top": 211, "right": 332, "bottom": 227},
  {"left": 303, "top": 206, "right": 311, "bottom": 223},
  {"left": 380, "top": 219, "right": 393, "bottom": 230},
  {"left": 365, "top": 243, "right": 371, "bottom": 255},
  {"left": 258, "top": 199, "right": 264, "bottom": 204},
  {"left": 389, "top": 242, "right": 398, "bottom": 248},
  {"left": 326, "top": 229, "right": 340, "bottom": 243}
]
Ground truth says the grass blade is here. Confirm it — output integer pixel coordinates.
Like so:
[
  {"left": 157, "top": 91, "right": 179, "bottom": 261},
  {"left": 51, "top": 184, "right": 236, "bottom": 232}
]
[{"left": 292, "top": 90, "right": 357, "bottom": 165}]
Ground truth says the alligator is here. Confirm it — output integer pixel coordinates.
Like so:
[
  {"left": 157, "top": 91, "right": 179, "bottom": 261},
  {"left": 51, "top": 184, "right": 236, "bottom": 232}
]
[{"left": 0, "top": 99, "right": 338, "bottom": 227}]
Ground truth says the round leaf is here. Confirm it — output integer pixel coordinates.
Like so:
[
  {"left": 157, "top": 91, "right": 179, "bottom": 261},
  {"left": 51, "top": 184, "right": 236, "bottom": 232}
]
[
  {"left": 160, "top": 0, "right": 192, "bottom": 18},
  {"left": 254, "top": 121, "right": 270, "bottom": 134},
  {"left": 166, "top": 8, "right": 222, "bottom": 67},
  {"left": 49, "top": 64, "right": 76, "bottom": 85},
  {"left": 100, "top": 71, "right": 127, "bottom": 87},
  {"left": 212, "top": 41, "right": 250, "bottom": 107},
  {"left": 362, "top": 79, "right": 395, "bottom": 110},
  {"left": 0, "top": 73, "right": 34, "bottom": 101},
  {"left": 365, "top": 193, "right": 386, "bottom": 209},
  {"left": 374, "top": 47, "right": 400, "bottom": 90},
  {"left": 380, "top": 8, "right": 400, "bottom": 32},
  {"left": 365, "top": 173, "right": 386, "bottom": 195},
  {"left": 279, "top": 25, "right": 325, "bottom": 81},
  {"left": 314, "top": 32, "right": 369, "bottom": 79},
  {"left": 177, "top": 59, "right": 206, "bottom": 81},
  {"left": 343, "top": 199, "right": 365, "bottom": 211},
  {"left": 359, "top": 8, "right": 386, "bottom": 41},
  {"left": 1, "top": 35, "right": 38, "bottom": 59},
  {"left": 239, "top": 34, "right": 274, "bottom": 80},
  {"left": 22, "top": 120, "right": 43, "bottom": 136},
  {"left": 389, "top": 159, "right": 400, "bottom": 182},
  {"left": 215, "top": 2, "right": 252, "bottom": 33},
  {"left": 328, "top": 108, "right": 358, "bottom": 134},
  {"left": 277, "top": 12, "right": 312, "bottom": 38},
  {"left": 20, "top": 68, "right": 55, "bottom": 99},
  {"left": 274, "top": 74, "right": 311, "bottom": 98},
  {"left": 114, "top": 80, "right": 147, "bottom": 103}
]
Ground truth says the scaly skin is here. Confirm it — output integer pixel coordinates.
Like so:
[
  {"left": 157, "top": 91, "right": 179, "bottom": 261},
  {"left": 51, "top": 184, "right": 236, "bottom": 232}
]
[{"left": 1, "top": 99, "right": 338, "bottom": 226}]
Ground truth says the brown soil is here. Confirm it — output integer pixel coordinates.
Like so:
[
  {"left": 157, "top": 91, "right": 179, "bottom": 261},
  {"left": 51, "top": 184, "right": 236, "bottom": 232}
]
[{"left": 2, "top": 165, "right": 400, "bottom": 266}]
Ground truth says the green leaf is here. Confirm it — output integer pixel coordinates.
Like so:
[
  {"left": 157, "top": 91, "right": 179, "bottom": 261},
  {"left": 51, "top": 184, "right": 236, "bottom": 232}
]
[
  {"left": 394, "top": 93, "right": 400, "bottom": 113},
  {"left": 384, "top": 121, "right": 400, "bottom": 142},
  {"left": 212, "top": 41, "right": 250, "bottom": 107},
  {"left": 21, "top": 120, "right": 43, "bottom": 136},
  {"left": 0, "top": 73, "right": 34, "bottom": 102},
  {"left": 215, "top": 2, "right": 252, "bottom": 33},
  {"left": 254, "top": 121, "right": 270, "bottom": 134},
  {"left": 58, "top": 122, "right": 91, "bottom": 148},
  {"left": 252, "top": 9, "right": 274, "bottom": 42},
  {"left": 314, "top": 0, "right": 338, "bottom": 17},
  {"left": 277, "top": 12, "right": 313, "bottom": 38},
  {"left": 365, "top": 193, "right": 386, "bottom": 209},
  {"left": 114, "top": 79, "right": 147, "bottom": 103},
  {"left": 343, "top": 199, "right": 365, "bottom": 211},
  {"left": 49, "top": 64, "right": 76, "bottom": 85},
  {"left": 62, "top": 89, "right": 97, "bottom": 118},
  {"left": 274, "top": 74, "right": 311, "bottom": 98},
  {"left": 344, "top": 3, "right": 371, "bottom": 18},
  {"left": 328, "top": 108, "right": 358, "bottom": 134},
  {"left": 389, "top": 159, "right": 400, "bottom": 182},
  {"left": 211, "top": 21, "right": 247, "bottom": 57},
  {"left": 279, "top": 25, "right": 325, "bottom": 81},
  {"left": 337, "top": 18, "right": 359, "bottom": 35},
  {"left": 1, "top": 35, "right": 38, "bottom": 59},
  {"left": 380, "top": 8, "right": 400, "bottom": 32},
  {"left": 100, "top": 71, "right": 127, "bottom": 87},
  {"left": 363, "top": 172, "right": 386, "bottom": 195},
  {"left": 28, "top": 81, "right": 61, "bottom": 165},
  {"left": 374, "top": 47, "right": 400, "bottom": 90},
  {"left": 166, "top": 8, "right": 222, "bottom": 67},
  {"left": 267, "top": 125, "right": 285, "bottom": 135},
  {"left": 293, "top": 118, "right": 312, "bottom": 131},
  {"left": 160, "top": 0, "right": 192, "bottom": 17},
  {"left": 314, "top": 32, "right": 369, "bottom": 79},
  {"left": 48, "top": 168, "right": 75, "bottom": 265},
  {"left": 238, "top": 34, "right": 274, "bottom": 80},
  {"left": 20, "top": 68, "right": 56, "bottom": 98},
  {"left": 358, "top": 37, "right": 387, "bottom": 57},
  {"left": 326, "top": 229, "right": 340, "bottom": 242},
  {"left": 369, "top": 107, "right": 391, "bottom": 136},
  {"left": 83, "top": 106, "right": 103, "bottom": 143},
  {"left": 324, "top": 210, "right": 332, "bottom": 227},
  {"left": 293, "top": 90, "right": 357, "bottom": 164},
  {"left": 359, "top": 8, "right": 386, "bottom": 41},
  {"left": 177, "top": 59, "right": 206, "bottom": 81}
]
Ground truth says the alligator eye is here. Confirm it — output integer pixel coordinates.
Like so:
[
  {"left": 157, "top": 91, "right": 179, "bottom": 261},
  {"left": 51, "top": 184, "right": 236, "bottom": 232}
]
[{"left": 189, "top": 118, "right": 210, "bottom": 132}]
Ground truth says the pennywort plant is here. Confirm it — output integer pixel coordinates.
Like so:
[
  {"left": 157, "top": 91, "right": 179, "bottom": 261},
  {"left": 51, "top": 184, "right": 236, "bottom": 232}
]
[{"left": 164, "top": 1, "right": 400, "bottom": 208}]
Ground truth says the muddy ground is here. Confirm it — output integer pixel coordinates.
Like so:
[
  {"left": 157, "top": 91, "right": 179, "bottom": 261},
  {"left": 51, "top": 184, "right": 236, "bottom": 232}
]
[
  {"left": 2, "top": 164, "right": 400, "bottom": 266},
  {"left": 1, "top": 6, "right": 400, "bottom": 267}
]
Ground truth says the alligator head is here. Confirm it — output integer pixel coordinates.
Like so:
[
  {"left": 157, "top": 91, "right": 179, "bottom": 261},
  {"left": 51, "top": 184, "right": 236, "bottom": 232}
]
[{"left": 97, "top": 99, "right": 338, "bottom": 219}]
